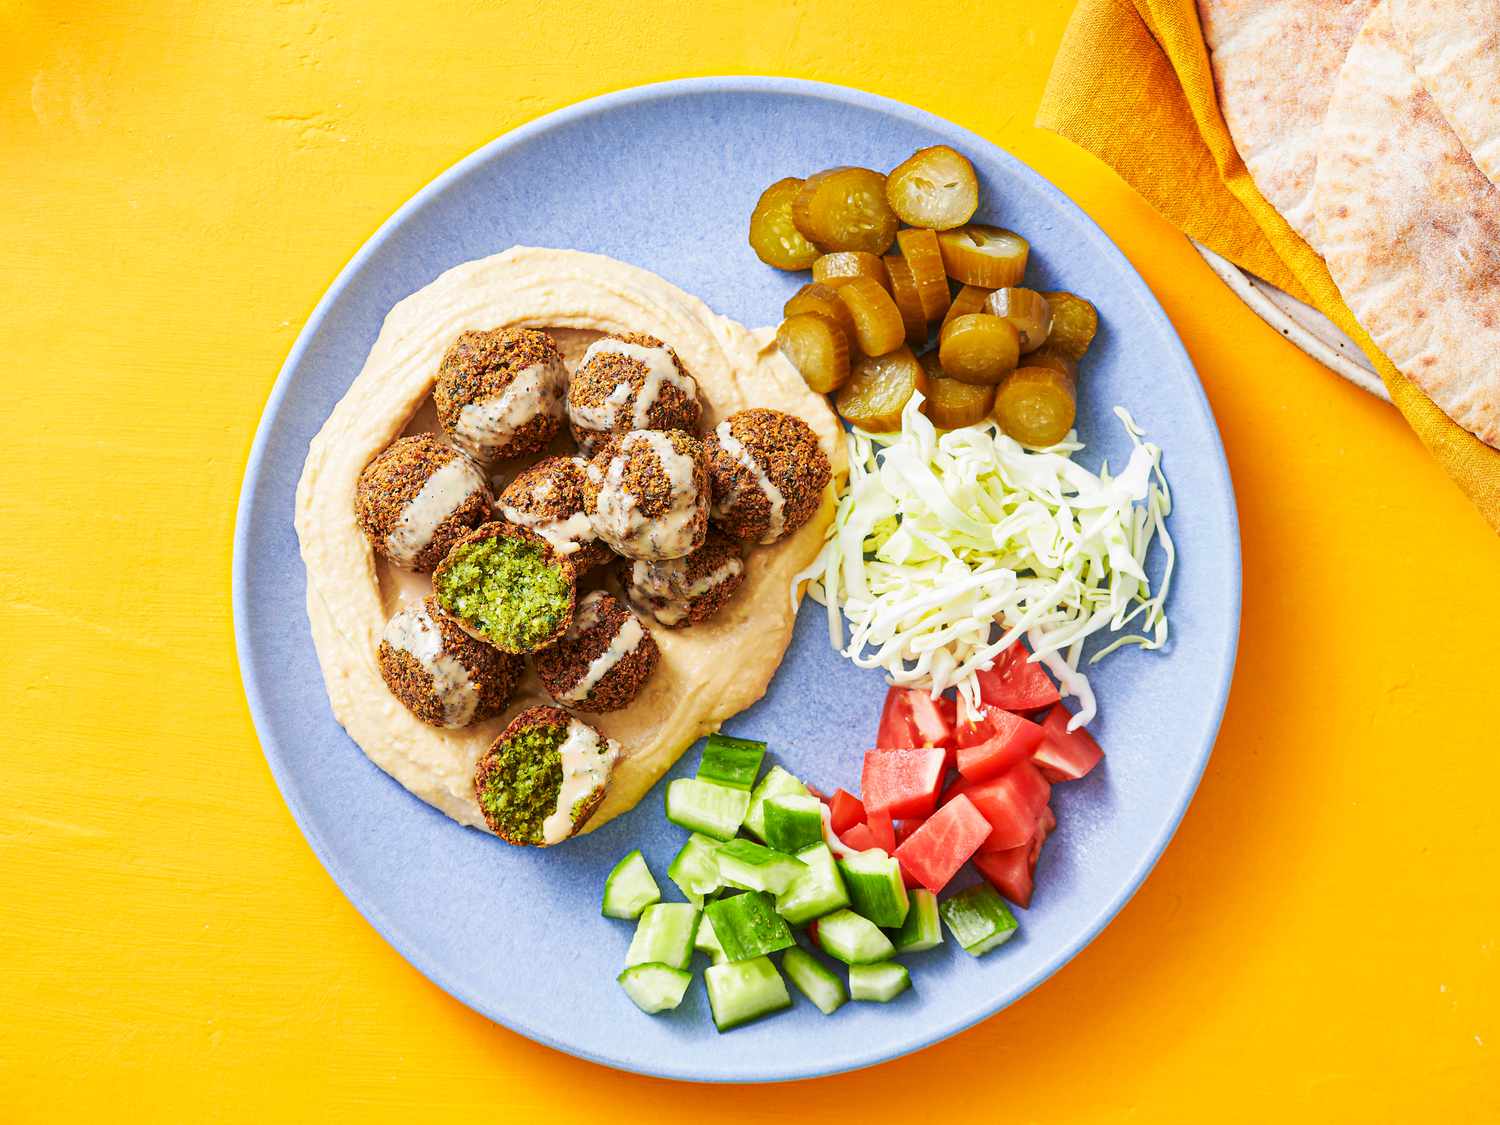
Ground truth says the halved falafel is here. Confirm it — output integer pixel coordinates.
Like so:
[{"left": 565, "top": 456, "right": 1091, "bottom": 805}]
[
  {"left": 432, "top": 520, "right": 576, "bottom": 654},
  {"left": 496, "top": 455, "right": 614, "bottom": 572},
  {"left": 355, "top": 434, "right": 493, "bottom": 571},
  {"left": 473, "top": 705, "right": 620, "bottom": 846},
  {"left": 705, "top": 408, "right": 831, "bottom": 545},
  {"left": 566, "top": 332, "right": 701, "bottom": 453},
  {"left": 534, "top": 590, "right": 659, "bottom": 712},
  {"left": 583, "top": 429, "right": 710, "bottom": 561},
  {"left": 434, "top": 327, "right": 567, "bottom": 464},
  {"left": 621, "top": 528, "right": 746, "bottom": 628},
  {"left": 377, "top": 596, "right": 522, "bottom": 727}
]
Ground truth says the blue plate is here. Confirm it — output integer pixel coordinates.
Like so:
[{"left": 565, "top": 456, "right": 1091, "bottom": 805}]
[{"left": 233, "top": 77, "right": 1240, "bottom": 1082}]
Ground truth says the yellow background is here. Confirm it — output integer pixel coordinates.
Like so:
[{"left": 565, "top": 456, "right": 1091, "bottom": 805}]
[{"left": 3, "top": 1, "right": 1495, "bottom": 1119}]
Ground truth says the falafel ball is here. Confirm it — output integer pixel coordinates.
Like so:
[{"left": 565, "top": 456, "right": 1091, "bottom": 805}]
[
  {"left": 377, "top": 596, "right": 522, "bottom": 728},
  {"left": 432, "top": 520, "right": 576, "bottom": 654},
  {"left": 705, "top": 408, "right": 831, "bottom": 545},
  {"left": 355, "top": 434, "right": 493, "bottom": 571},
  {"left": 534, "top": 590, "right": 659, "bottom": 712},
  {"left": 566, "top": 332, "right": 702, "bottom": 454},
  {"left": 621, "top": 528, "right": 746, "bottom": 628},
  {"left": 583, "top": 429, "right": 710, "bottom": 561},
  {"left": 473, "top": 705, "right": 620, "bottom": 846},
  {"left": 434, "top": 327, "right": 568, "bottom": 464},
  {"left": 496, "top": 455, "right": 614, "bottom": 573}
]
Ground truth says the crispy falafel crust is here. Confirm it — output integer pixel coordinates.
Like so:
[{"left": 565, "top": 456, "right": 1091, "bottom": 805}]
[
  {"left": 567, "top": 331, "right": 702, "bottom": 451},
  {"left": 706, "top": 408, "right": 831, "bottom": 544},
  {"left": 497, "top": 455, "right": 615, "bottom": 572},
  {"left": 431, "top": 520, "right": 577, "bottom": 654},
  {"left": 621, "top": 529, "right": 747, "bottom": 628},
  {"left": 434, "top": 327, "right": 565, "bottom": 461},
  {"left": 354, "top": 434, "right": 493, "bottom": 571},
  {"left": 376, "top": 595, "right": 523, "bottom": 727},
  {"left": 534, "top": 592, "right": 659, "bottom": 713}
]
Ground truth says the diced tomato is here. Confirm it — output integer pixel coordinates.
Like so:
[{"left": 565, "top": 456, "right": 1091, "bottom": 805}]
[
  {"left": 839, "top": 822, "right": 877, "bottom": 852},
  {"left": 807, "top": 918, "right": 822, "bottom": 950},
  {"left": 974, "top": 847, "right": 1033, "bottom": 908},
  {"left": 876, "top": 687, "right": 956, "bottom": 750},
  {"left": 955, "top": 706, "right": 1046, "bottom": 783},
  {"left": 950, "top": 762, "right": 1051, "bottom": 851},
  {"left": 893, "top": 794, "right": 992, "bottom": 894},
  {"left": 1033, "top": 704, "right": 1104, "bottom": 782},
  {"left": 828, "top": 788, "right": 866, "bottom": 835},
  {"left": 894, "top": 818, "right": 921, "bottom": 845},
  {"left": 861, "top": 747, "right": 947, "bottom": 819},
  {"left": 976, "top": 642, "right": 1061, "bottom": 712},
  {"left": 866, "top": 809, "right": 896, "bottom": 853}
]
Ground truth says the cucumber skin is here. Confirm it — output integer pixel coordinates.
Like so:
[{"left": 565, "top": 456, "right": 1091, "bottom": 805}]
[
  {"left": 601, "top": 850, "right": 662, "bottom": 920},
  {"left": 625, "top": 903, "right": 700, "bottom": 971},
  {"left": 815, "top": 908, "right": 897, "bottom": 965},
  {"left": 939, "top": 884, "right": 1019, "bottom": 956},
  {"left": 665, "top": 777, "right": 751, "bottom": 841},
  {"left": 892, "top": 888, "right": 943, "bottom": 953},
  {"left": 705, "top": 892, "right": 796, "bottom": 962},
  {"left": 705, "top": 957, "right": 792, "bottom": 1031},
  {"left": 775, "top": 844, "right": 850, "bottom": 925},
  {"left": 716, "top": 839, "right": 807, "bottom": 897},
  {"left": 849, "top": 961, "right": 911, "bottom": 1003},
  {"left": 763, "top": 795, "right": 826, "bottom": 853},
  {"left": 743, "top": 766, "right": 810, "bottom": 843},
  {"left": 697, "top": 733, "right": 767, "bottom": 791},
  {"left": 782, "top": 947, "right": 847, "bottom": 1015},
  {"left": 694, "top": 914, "right": 729, "bottom": 965},
  {"left": 838, "top": 852, "right": 911, "bottom": 929},
  {"left": 667, "top": 834, "right": 722, "bottom": 907},
  {"left": 617, "top": 963, "right": 693, "bottom": 1014}
]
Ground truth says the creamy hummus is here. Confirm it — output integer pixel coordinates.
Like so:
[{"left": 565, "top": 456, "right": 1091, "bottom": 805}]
[{"left": 294, "top": 247, "right": 847, "bottom": 836}]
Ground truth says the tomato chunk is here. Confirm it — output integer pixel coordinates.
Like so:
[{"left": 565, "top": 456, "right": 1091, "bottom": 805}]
[
  {"left": 893, "top": 794, "right": 992, "bottom": 894},
  {"left": 876, "top": 687, "right": 957, "bottom": 750},
  {"left": 861, "top": 747, "right": 947, "bottom": 819},
  {"left": 955, "top": 704, "right": 1045, "bottom": 783},
  {"left": 828, "top": 788, "right": 866, "bottom": 835},
  {"left": 866, "top": 809, "right": 896, "bottom": 853},
  {"left": 894, "top": 818, "right": 921, "bottom": 845},
  {"left": 949, "top": 762, "right": 1051, "bottom": 851},
  {"left": 973, "top": 847, "right": 1033, "bottom": 908},
  {"left": 976, "top": 641, "right": 1061, "bottom": 712},
  {"left": 1033, "top": 704, "right": 1104, "bottom": 782},
  {"left": 840, "top": 822, "right": 877, "bottom": 852}
]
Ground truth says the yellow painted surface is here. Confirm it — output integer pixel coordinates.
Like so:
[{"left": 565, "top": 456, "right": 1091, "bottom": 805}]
[{"left": 2, "top": 1, "right": 1495, "bottom": 1119}]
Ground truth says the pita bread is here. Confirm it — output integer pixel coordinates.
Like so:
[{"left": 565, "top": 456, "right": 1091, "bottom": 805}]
[
  {"left": 1198, "top": 0, "right": 1377, "bottom": 244},
  {"left": 1315, "top": 0, "right": 1500, "bottom": 447},
  {"left": 1390, "top": 0, "right": 1500, "bottom": 188}
]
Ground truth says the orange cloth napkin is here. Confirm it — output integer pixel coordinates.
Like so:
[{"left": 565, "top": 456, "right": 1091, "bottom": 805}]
[{"left": 1037, "top": 0, "right": 1500, "bottom": 531}]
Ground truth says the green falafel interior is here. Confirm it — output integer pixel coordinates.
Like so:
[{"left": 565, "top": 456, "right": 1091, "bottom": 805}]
[
  {"left": 435, "top": 532, "right": 570, "bottom": 652},
  {"left": 476, "top": 722, "right": 566, "bottom": 845}
]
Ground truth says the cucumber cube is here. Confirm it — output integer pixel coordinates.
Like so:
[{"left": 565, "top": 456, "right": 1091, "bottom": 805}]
[
  {"left": 705, "top": 891, "right": 796, "bottom": 962},
  {"left": 667, "top": 833, "right": 722, "bottom": 906},
  {"left": 697, "top": 733, "right": 767, "bottom": 790},
  {"left": 782, "top": 947, "right": 847, "bottom": 1015},
  {"left": 940, "top": 884, "right": 1019, "bottom": 956},
  {"left": 625, "top": 903, "right": 699, "bottom": 971},
  {"left": 838, "top": 850, "right": 910, "bottom": 928},
  {"left": 775, "top": 843, "right": 850, "bottom": 925},
  {"left": 892, "top": 888, "right": 943, "bottom": 953},
  {"left": 716, "top": 838, "right": 807, "bottom": 896},
  {"left": 695, "top": 913, "right": 729, "bottom": 965},
  {"left": 743, "top": 766, "right": 810, "bottom": 843},
  {"left": 665, "top": 777, "right": 751, "bottom": 841},
  {"left": 617, "top": 963, "right": 692, "bottom": 1013},
  {"left": 763, "top": 793, "right": 826, "bottom": 853},
  {"left": 704, "top": 956, "right": 791, "bottom": 1031},
  {"left": 815, "top": 908, "right": 896, "bottom": 965},
  {"left": 601, "top": 850, "right": 661, "bottom": 920},
  {"left": 849, "top": 961, "right": 911, "bottom": 1002}
]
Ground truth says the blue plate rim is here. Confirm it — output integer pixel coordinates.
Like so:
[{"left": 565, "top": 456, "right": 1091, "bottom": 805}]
[{"left": 231, "top": 75, "right": 1242, "bottom": 1082}]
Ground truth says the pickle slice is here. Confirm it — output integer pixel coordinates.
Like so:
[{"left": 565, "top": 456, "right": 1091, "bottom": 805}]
[
  {"left": 885, "top": 145, "right": 980, "bottom": 230},
  {"left": 1041, "top": 291, "right": 1098, "bottom": 360},
  {"left": 784, "top": 282, "right": 857, "bottom": 341},
  {"left": 1024, "top": 346, "right": 1078, "bottom": 380},
  {"left": 936, "top": 225, "right": 1029, "bottom": 288},
  {"left": 986, "top": 288, "right": 1053, "bottom": 353},
  {"left": 883, "top": 254, "right": 930, "bottom": 346},
  {"left": 993, "top": 366, "right": 1076, "bottom": 447},
  {"left": 837, "top": 275, "right": 907, "bottom": 357},
  {"left": 748, "top": 178, "right": 820, "bottom": 271},
  {"left": 777, "top": 313, "right": 851, "bottom": 394},
  {"left": 836, "top": 346, "right": 929, "bottom": 432},
  {"left": 895, "top": 228, "right": 952, "bottom": 322},
  {"left": 813, "top": 251, "right": 889, "bottom": 290},
  {"left": 941, "top": 284, "right": 994, "bottom": 331},
  {"left": 793, "top": 167, "right": 899, "bottom": 256},
  {"left": 924, "top": 368, "right": 996, "bottom": 430},
  {"left": 938, "top": 313, "right": 1020, "bottom": 385}
]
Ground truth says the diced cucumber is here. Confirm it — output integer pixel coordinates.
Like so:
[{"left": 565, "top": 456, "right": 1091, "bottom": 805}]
[
  {"left": 716, "top": 838, "right": 807, "bottom": 896},
  {"left": 667, "top": 833, "right": 722, "bottom": 907},
  {"left": 705, "top": 891, "right": 796, "bottom": 961},
  {"left": 815, "top": 908, "right": 897, "bottom": 965},
  {"left": 743, "top": 766, "right": 810, "bottom": 843},
  {"left": 601, "top": 850, "right": 662, "bottom": 920},
  {"left": 617, "top": 963, "right": 692, "bottom": 1013},
  {"left": 763, "top": 793, "right": 826, "bottom": 853},
  {"left": 782, "top": 947, "right": 847, "bottom": 1015},
  {"left": 940, "top": 884, "right": 1019, "bottom": 956},
  {"left": 625, "top": 903, "right": 699, "bottom": 971},
  {"left": 838, "top": 850, "right": 910, "bottom": 928},
  {"left": 704, "top": 956, "right": 791, "bottom": 1031},
  {"left": 695, "top": 913, "right": 728, "bottom": 964},
  {"left": 665, "top": 777, "right": 751, "bottom": 841},
  {"left": 697, "top": 733, "right": 767, "bottom": 790},
  {"left": 775, "top": 843, "right": 850, "bottom": 925},
  {"left": 892, "top": 888, "right": 943, "bottom": 953},
  {"left": 849, "top": 961, "right": 911, "bottom": 1002}
]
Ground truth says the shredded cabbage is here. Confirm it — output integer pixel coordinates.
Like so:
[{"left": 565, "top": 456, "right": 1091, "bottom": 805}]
[{"left": 792, "top": 392, "right": 1175, "bottom": 730}]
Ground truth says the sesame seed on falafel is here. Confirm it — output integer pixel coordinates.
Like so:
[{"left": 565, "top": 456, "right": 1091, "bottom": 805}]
[
  {"left": 434, "top": 327, "right": 568, "bottom": 464},
  {"left": 621, "top": 528, "right": 747, "bottom": 628},
  {"left": 355, "top": 434, "right": 493, "bottom": 571},
  {"left": 432, "top": 520, "right": 577, "bottom": 654},
  {"left": 566, "top": 332, "right": 701, "bottom": 454},
  {"left": 534, "top": 590, "right": 659, "bottom": 712},
  {"left": 705, "top": 408, "right": 831, "bottom": 545},
  {"left": 583, "top": 429, "right": 710, "bottom": 561},
  {"left": 377, "top": 596, "right": 523, "bottom": 728},
  {"left": 473, "top": 706, "right": 619, "bottom": 846},
  {"left": 496, "top": 455, "right": 614, "bottom": 572}
]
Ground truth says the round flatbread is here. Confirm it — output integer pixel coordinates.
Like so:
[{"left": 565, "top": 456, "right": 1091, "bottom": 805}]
[
  {"left": 1198, "top": 0, "right": 1377, "bottom": 245},
  {"left": 1390, "top": 0, "right": 1500, "bottom": 188},
  {"left": 1315, "top": 0, "right": 1500, "bottom": 447}
]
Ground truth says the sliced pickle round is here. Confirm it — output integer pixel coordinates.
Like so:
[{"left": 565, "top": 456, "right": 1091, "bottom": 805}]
[
  {"left": 784, "top": 281, "right": 857, "bottom": 341},
  {"left": 938, "top": 313, "right": 1021, "bottom": 385},
  {"left": 986, "top": 287, "right": 1053, "bottom": 353},
  {"left": 993, "top": 365, "right": 1077, "bottom": 447},
  {"left": 924, "top": 369, "right": 996, "bottom": 430},
  {"left": 812, "top": 251, "right": 889, "bottom": 289},
  {"left": 896, "top": 228, "right": 952, "bottom": 322},
  {"left": 936, "top": 225, "right": 1029, "bottom": 288},
  {"left": 777, "top": 312, "right": 851, "bottom": 394},
  {"left": 836, "top": 346, "right": 929, "bottom": 432},
  {"left": 941, "top": 284, "right": 995, "bottom": 331},
  {"left": 1024, "top": 346, "right": 1078, "bottom": 380},
  {"left": 885, "top": 145, "right": 980, "bottom": 230},
  {"left": 1041, "top": 291, "right": 1099, "bottom": 360},
  {"left": 883, "top": 254, "right": 930, "bottom": 346},
  {"left": 748, "top": 178, "right": 821, "bottom": 270},
  {"left": 793, "top": 167, "right": 899, "bottom": 256},
  {"left": 836, "top": 275, "right": 907, "bottom": 357}
]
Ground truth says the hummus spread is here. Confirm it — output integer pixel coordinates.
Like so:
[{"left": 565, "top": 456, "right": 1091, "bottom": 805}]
[{"left": 294, "top": 247, "right": 846, "bottom": 835}]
